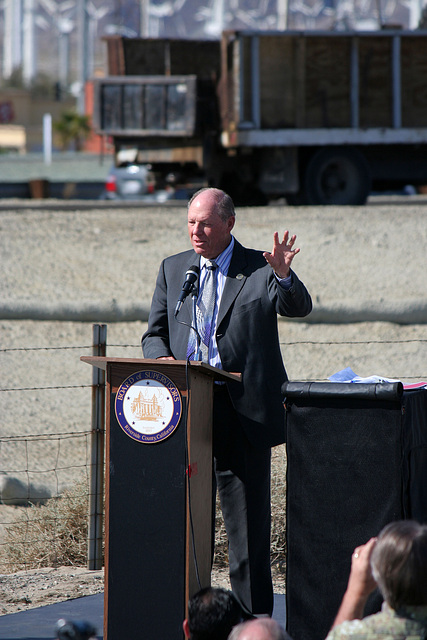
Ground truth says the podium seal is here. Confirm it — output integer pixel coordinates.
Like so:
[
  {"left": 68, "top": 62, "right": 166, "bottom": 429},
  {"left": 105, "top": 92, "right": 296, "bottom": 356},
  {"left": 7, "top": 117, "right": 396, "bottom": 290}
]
[{"left": 115, "top": 370, "right": 182, "bottom": 443}]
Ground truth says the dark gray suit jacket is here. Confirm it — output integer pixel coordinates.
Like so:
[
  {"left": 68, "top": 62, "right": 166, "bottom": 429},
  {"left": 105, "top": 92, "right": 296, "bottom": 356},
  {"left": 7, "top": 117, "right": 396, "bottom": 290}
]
[{"left": 142, "top": 239, "right": 312, "bottom": 448}]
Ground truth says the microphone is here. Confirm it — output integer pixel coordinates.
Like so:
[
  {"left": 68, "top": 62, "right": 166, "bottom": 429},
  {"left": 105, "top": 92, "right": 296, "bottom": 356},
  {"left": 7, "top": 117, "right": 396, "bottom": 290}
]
[{"left": 174, "top": 265, "right": 200, "bottom": 317}]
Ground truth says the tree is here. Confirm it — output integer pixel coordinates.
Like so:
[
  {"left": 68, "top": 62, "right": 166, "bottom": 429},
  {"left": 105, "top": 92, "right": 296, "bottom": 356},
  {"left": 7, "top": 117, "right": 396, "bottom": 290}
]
[{"left": 53, "top": 109, "right": 91, "bottom": 151}]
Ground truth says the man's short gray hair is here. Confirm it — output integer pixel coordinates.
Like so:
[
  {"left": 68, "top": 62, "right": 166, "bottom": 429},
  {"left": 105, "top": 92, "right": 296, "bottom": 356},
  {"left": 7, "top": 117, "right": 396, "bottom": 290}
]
[
  {"left": 370, "top": 520, "right": 427, "bottom": 610},
  {"left": 188, "top": 187, "right": 235, "bottom": 222},
  {"left": 227, "top": 618, "right": 291, "bottom": 640}
]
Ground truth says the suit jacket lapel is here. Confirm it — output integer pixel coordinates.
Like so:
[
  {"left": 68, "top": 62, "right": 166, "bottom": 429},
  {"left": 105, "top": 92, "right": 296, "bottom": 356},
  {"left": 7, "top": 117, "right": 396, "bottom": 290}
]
[{"left": 217, "top": 240, "right": 247, "bottom": 327}]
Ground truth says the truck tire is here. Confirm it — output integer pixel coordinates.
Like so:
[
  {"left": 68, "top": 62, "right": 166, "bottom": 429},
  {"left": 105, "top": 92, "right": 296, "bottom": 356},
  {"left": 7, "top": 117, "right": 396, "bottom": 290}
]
[{"left": 304, "top": 147, "right": 371, "bottom": 205}]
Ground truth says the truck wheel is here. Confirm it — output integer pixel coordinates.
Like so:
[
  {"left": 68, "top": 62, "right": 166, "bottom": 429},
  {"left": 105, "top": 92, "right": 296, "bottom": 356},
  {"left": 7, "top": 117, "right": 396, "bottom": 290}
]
[{"left": 304, "top": 148, "right": 371, "bottom": 205}]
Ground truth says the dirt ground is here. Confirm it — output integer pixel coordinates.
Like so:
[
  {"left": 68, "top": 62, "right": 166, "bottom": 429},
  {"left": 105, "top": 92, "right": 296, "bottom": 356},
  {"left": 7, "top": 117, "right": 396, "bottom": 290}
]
[
  {"left": 0, "top": 563, "right": 289, "bottom": 616},
  {"left": 0, "top": 566, "right": 104, "bottom": 615}
]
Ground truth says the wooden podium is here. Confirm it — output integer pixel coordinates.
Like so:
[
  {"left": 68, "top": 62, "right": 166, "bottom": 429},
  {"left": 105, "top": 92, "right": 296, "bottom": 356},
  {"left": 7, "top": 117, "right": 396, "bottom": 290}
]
[{"left": 81, "top": 357, "right": 240, "bottom": 640}]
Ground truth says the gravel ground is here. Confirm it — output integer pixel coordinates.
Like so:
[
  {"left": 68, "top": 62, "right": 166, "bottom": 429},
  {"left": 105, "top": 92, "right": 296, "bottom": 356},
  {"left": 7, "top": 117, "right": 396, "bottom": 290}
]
[
  {"left": 1, "top": 196, "right": 427, "bottom": 323},
  {"left": 0, "top": 197, "right": 426, "bottom": 615},
  {"left": 0, "top": 562, "right": 241, "bottom": 616},
  {"left": 0, "top": 566, "right": 105, "bottom": 615}
]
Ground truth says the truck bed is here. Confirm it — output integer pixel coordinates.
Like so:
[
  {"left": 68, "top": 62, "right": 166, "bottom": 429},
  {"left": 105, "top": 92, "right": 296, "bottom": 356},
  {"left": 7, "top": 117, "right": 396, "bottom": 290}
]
[{"left": 219, "top": 29, "right": 427, "bottom": 145}]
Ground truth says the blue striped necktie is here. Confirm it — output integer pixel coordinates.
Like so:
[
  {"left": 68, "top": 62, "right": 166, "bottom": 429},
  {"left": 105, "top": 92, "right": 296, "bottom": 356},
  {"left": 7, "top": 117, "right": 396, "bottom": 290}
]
[{"left": 187, "top": 260, "right": 218, "bottom": 362}]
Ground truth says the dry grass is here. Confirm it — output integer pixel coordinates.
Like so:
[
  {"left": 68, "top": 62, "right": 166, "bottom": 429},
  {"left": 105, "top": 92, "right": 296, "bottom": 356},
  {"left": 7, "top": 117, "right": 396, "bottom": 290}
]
[
  {"left": 0, "top": 480, "right": 89, "bottom": 572},
  {"left": 1, "top": 447, "right": 287, "bottom": 580}
]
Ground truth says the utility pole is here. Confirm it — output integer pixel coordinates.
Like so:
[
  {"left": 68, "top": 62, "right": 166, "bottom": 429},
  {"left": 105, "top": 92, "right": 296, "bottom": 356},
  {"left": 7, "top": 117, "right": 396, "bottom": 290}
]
[
  {"left": 277, "top": 0, "right": 289, "bottom": 30},
  {"left": 3, "top": 0, "right": 23, "bottom": 80},
  {"left": 376, "top": 0, "right": 384, "bottom": 27},
  {"left": 140, "top": 0, "right": 150, "bottom": 37},
  {"left": 59, "top": 18, "right": 73, "bottom": 92},
  {"left": 77, "top": 0, "right": 88, "bottom": 114},
  {"left": 22, "top": 0, "right": 36, "bottom": 86}
]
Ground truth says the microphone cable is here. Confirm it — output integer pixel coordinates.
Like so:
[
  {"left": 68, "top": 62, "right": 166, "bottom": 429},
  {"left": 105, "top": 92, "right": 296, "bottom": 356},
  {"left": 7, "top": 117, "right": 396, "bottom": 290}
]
[
  {"left": 173, "top": 270, "right": 204, "bottom": 589},
  {"left": 184, "top": 354, "right": 202, "bottom": 591}
]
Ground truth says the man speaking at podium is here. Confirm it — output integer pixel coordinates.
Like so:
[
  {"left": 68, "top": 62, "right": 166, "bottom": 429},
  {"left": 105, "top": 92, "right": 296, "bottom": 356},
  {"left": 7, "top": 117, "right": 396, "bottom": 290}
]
[{"left": 142, "top": 188, "right": 312, "bottom": 618}]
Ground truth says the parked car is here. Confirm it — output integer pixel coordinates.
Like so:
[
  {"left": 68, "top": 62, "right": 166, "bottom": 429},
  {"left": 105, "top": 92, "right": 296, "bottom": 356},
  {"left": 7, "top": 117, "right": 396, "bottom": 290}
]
[{"left": 102, "top": 161, "right": 156, "bottom": 200}]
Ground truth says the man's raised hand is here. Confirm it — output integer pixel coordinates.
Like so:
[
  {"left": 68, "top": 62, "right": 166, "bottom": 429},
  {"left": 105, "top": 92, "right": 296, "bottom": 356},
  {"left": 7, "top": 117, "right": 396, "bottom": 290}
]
[{"left": 263, "top": 230, "right": 300, "bottom": 278}]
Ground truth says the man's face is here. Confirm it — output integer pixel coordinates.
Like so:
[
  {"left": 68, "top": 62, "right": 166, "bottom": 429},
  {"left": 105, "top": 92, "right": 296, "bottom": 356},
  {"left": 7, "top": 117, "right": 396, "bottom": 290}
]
[{"left": 187, "top": 191, "right": 235, "bottom": 259}]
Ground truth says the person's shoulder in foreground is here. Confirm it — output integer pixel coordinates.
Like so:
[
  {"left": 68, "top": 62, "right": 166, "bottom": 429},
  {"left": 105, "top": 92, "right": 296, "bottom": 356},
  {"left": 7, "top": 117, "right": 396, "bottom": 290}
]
[
  {"left": 327, "top": 603, "right": 427, "bottom": 640},
  {"left": 326, "top": 520, "right": 427, "bottom": 640},
  {"left": 228, "top": 617, "right": 292, "bottom": 640}
]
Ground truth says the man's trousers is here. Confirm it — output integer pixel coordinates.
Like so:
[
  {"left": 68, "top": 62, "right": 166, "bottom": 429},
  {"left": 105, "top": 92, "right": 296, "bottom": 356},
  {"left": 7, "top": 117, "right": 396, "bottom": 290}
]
[{"left": 212, "top": 385, "right": 273, "bottom": 617}]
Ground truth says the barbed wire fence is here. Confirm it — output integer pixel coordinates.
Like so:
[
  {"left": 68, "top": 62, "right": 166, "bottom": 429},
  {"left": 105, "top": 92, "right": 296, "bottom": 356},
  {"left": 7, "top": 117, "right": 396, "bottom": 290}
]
[
  {"left": 0, "top": 325, "right": 108, "bottom": 574},
  {"left": 0, "top": 323, "right": 426, "bottom": 575}
]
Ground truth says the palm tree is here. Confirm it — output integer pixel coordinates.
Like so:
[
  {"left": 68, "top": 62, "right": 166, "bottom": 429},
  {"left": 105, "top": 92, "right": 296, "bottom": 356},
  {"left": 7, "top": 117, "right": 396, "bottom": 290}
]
[{"left": 53, "top": 110, "right": 92, "bottom": 151}]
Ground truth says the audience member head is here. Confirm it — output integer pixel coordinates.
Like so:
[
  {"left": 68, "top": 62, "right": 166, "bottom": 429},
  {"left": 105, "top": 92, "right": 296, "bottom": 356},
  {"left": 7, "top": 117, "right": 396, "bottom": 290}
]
[
  {"left": 183, "top": 587, "right": 242, "bottom": 640},
  {"left": 227, "top": 618, "right": 291, "bottom": 640},
  {"left": 370, "top": 519, "right": 427, "bottom": 610}
]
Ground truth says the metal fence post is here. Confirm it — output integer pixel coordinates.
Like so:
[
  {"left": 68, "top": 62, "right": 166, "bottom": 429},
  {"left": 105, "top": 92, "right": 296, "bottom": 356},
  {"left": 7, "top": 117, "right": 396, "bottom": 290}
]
[{"left": 88, "top": 323, "right": 106, "bottom": 570}]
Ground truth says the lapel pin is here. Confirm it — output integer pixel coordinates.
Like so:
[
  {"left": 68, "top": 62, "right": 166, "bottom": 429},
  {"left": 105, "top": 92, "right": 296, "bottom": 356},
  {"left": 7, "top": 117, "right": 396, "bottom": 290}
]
[{"left": 236, "top": 273, "right": 244, "bottom": 280}]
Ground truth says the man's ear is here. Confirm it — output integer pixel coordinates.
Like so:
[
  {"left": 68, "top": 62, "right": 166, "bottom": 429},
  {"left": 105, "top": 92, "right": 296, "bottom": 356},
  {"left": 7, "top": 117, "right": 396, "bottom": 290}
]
[
  {"left": 227, "top": 215, "right": 236, "bottom": 233},
  {"left": 183, "top": 618, "right": 191, "bottom": 638}
]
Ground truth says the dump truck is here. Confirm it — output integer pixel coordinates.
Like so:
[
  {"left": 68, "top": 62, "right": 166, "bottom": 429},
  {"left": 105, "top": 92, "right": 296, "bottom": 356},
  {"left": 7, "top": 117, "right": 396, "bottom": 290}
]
[{"left": 93, "top": 29, "right": 427, "bottom": 205}]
